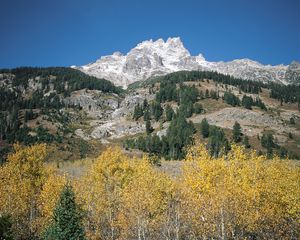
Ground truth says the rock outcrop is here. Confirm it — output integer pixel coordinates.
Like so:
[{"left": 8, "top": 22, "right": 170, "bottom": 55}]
[{"left": 74, "top": 37, "right": 299, "bottom": 88}]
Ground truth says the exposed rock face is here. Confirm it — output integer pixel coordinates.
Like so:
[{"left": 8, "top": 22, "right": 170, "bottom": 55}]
[
  {"left": 74, "top": 37, "right": 299, "bottom": 88},
  {"left": 72, "top": 88, "right": 155, "bottom": 142},
  {"left": 63, "top": 89, "right": 120, "bottom": 119},
  {"left": 112, "top": 89, "right": 155, "bottom": 119},
  {"left": 74, "top": 129, "right": 90, "bottom": 141},
  {"left": 191, "top": 107, "right": 299, "bottom": 143},
  {"left": 285, "top": 61, "right": 300, "bottom": 84},
  {"left": 90, "top": 121, "right": 145, "bottom": 140}
]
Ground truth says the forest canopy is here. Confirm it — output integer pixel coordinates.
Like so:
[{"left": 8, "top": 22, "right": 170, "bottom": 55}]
[{"left": 0, "top": 144, "right": 299, "bottom": 239}]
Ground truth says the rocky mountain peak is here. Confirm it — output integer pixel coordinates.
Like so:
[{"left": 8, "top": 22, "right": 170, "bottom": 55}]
[
  {"left": 112, "top": 51, "right": 123, "bottom": 57},
  {"left": 166, "top": 36, "right": 184, "bottom": 47},
  {"left": 196, "top": 53, "right": 206, "bottom": 62},
  {"left": 74, "top": 37, "right": 299, "bottom": 88},
  {"left": 285, "top": 60, "right": 300, "bottom": 84},
  {"left": 132, "top": 37, "right": 190, "bottom": 57}
]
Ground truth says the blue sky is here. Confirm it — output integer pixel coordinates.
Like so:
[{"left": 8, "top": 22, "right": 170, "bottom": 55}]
[{"left": 0, "top": 0, "right": 299, "bottom": 68}]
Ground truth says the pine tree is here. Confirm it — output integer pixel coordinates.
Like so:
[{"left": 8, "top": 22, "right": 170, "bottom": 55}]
[
  {"left": 200, "top": 118, "right": 210, "bottom": 138},
  {"left": 207, "top": 125, "right": 230, "bottom": 157},
  {"left": 151, "top": 101, "right": 163, "bottom": 121},
  {"left": 145, "top": 120, "right": 153, "bottom": 135},
  {"left": 165, "top": 105, "right": 174, "bottom": 121},
  {"left": 42, "top": 185, "right": 85, "bottom": 240},
  {"left": 261, "top": 133, "right": 276, "bottom": 157},
  {"left": 243, "top": 136, "right": 250, "bottom": 148},
  {"left": 143, "top": 109, "right": 150, "bottom": 121},
  {"left": 241, "top": 95, "right": 253, "bottom": 109},
  {"left": 133, "top": 104, "right": 143, "bottom": 121},
  {"left": 179, "top": 102, "right": 193, "bottom": 118},
  {"left": 223, "top": 92, "right": 240, "bottom": 107},
  {"left": 232, "top": 121, "right": 242, "bottom": 143},
  {"left": 166, "top": 115, "right": 195, "bottom": 159},
  {"left": 193, "top": 103, "right": 203, "bottom": 114},
  {"left": 205, "top": 89, "right": 210, "bottom": 98},
  {"left": 143, "top": 99, "right": 149, "bottom": 110},
  {"left": 290, "top": 117, "right": 295, "bottom": 125},
  {"left": 0, "top": 215, "right": 13, "bottom": 240}
]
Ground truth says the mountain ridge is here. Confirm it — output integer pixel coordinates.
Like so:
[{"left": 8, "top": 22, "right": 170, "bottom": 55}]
[{"left": 73, "top": 37, "right": 300, "bottom": 88}]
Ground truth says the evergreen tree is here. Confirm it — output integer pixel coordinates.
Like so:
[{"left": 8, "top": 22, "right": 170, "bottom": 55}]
[
  {"left": 136, "top": 136, "right": 146, "bottom": 151},
  {"left": 210, "top": 90, "right": 219, "bottom": 100},
  {"left": 24, "top": 109, "right": 34, "bottom": 122},
  {"left": 255, "top": 97, "right": 267, "bottom": 111},
  {"left": 199, "top": 90, "right": 204, "bottom": 99},
  {"left": 149, "top": 135, "right": 162, "bottom": 155},
  {"left": 243, "top": 136, "right": 250, "bottom": 148},
  {"left": 207, "top": 126, "right": 230, "bottom": 157},
  {"left": 133, "top": 103, "right": 143, "bottom": 121},
  {"left": 42, "top": 185, "right": 85, "bottom": 240},
  {"left": 179, "top": 101, "right": 194, "bottom": 118},
  {"left": 151, "top": 101, "right": 163, "bottom": 121},
  {"left": 193, "top": 103, "right": 203, "bottom": 114},
  {"left": 0, "top": 215, "right": 13, "bottom": 240},
  {"left": 278, "top": 146, "right": 288, "bottom": 158},
  {"left": 179, "top": 85, "right": 199, "bottom": 104},
  {"left": 161, "top": 136, "right": 169, "bottom": 157},
  {"left": 290, "top": 117, "right": 295, "bottom": 125},
  {"left": 205, "top": 89, "right": 210, "bottom": 98},
  {"left": 79, "top": 139, "right": 90, "bottom": 159},
  {"left": 165, "top": 105, "right": 174, "bottom": 121},
  {"left": 261, "top": 133, "right": 276, "bottom": 158},
  {"left": 143, "top": 109, "right": 150, "bottom": 121},
  {"left": 223, "top": 92, "right": 240, "bottom": 107},
  {"left": 143, "top": 99, "right": 149, "bottom": 110},
  {"left": 200, "top": 118, "right": 210, "bottom": 138},
  {"left": 261, "top": 133, "right": 275, "bottom": 149},
  {"left": 166, "top": 114, "right": 195, "bottom": 159},
  {"left": 145, "top": 120, "right": 153, "bottom": 135},
  {"left": 232, "top": 121, "right": 242, "bottom": 143},
  {"left": 241, "top": 95, "right": 254, "bottom": 109}
]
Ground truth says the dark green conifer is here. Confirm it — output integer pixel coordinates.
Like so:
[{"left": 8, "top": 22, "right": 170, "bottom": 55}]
[
  {"left": 42, "top": 185, "right": 85, "bottom": 240},
  {"left": 200, "top": 118, "right": 210, "bottom": 138},
  {"left": 233, "top": 121, "right": 242, "bottom": 143}
]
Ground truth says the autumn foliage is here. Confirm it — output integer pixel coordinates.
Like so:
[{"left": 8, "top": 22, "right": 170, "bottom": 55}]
[
  {"left": 181, "top": 145, "right": 300, "bottom": 239},
  {"left": 0, "top": 144, "right": 66, "bottom": 239},
  {"left": 0, "top": 144, "right": 299, "bottom": 239}
]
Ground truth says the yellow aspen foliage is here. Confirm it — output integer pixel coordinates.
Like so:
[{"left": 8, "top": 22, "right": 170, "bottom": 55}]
[
  {"left": 35, "top": 169, "right": 67, "bottom": 235},
  {"left": 0, "top": 143, "right": 47, "bottom": 239},
  {"left": 181, "top": 144, "right": 300, "bottom": 239},
  {"left": 76, "top": 148, "right": 178, "bottom": 240},
  {"left": 0, "top": 144, "right": 298, "bottom": 239},
  {"left": 75, "top": 147, "right": 136, "bottom": 240},
  {"left": 117, "top": 157, "right": 174, "bottom": 240}
]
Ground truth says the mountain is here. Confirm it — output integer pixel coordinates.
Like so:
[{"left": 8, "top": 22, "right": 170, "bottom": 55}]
[
  {"left": 74, "top": 37, "right": 299, "bottom": 88},
  {"left": 285, "top": 61, "right": 300, "bottom": 84},
  {"left": 1, "top": 66, "right": 300, "bottom": 163}
]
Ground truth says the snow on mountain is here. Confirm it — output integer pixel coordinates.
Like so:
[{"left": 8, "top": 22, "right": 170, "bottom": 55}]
[{"left": 74, "top": 37, "right": 298, "bottom": 88}]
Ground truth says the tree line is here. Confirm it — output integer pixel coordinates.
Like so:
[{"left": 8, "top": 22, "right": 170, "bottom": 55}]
[
  {"left": 0, "top": 67, "right": 122, "bottom": 94},
  {"left": 140, "top": 70, "right": 300, "bottom": 108}
]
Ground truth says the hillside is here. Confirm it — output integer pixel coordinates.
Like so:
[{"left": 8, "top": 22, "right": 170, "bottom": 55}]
[
  {"left": 1, "top": 68, "right": 300, "bottom": 164},
  {"left": 0, "top": 67, "right": 123, "bottom": 162}
]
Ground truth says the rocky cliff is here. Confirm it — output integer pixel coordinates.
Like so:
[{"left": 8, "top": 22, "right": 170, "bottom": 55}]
[{"left": 74, "top": 37, "right": 299, "bottom": 88}]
